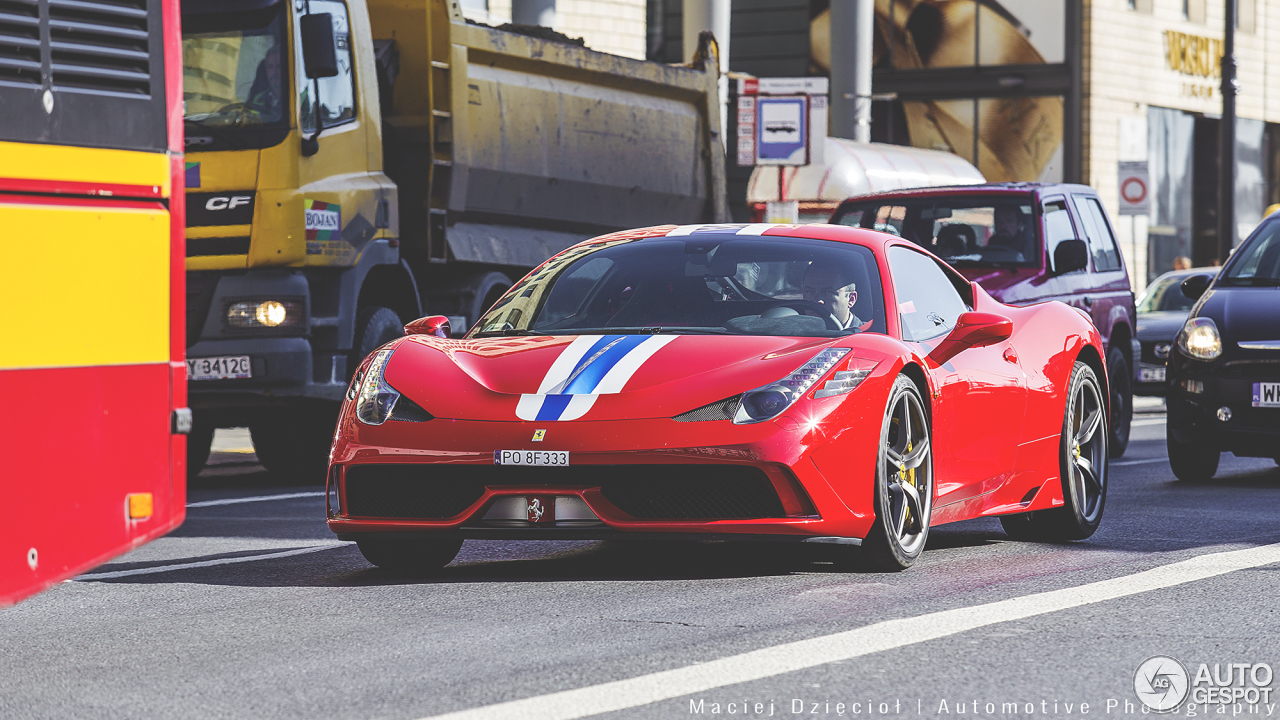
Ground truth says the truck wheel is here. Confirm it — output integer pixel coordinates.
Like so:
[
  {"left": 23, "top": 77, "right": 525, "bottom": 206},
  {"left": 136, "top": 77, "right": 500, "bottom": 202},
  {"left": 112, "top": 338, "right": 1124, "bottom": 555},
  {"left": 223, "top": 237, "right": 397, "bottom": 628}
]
[
  {"left": 352, "top": 306, "right": 404, "bottom": 369},
  {"left": 1107, "top": 346, "right": 1132, "bottom": 458},
  {"left": 250, "top": 406, "right": 339, "bottom": 485},
  {"left": 187, "top": 419, "right": 215, "bottom": 481}
]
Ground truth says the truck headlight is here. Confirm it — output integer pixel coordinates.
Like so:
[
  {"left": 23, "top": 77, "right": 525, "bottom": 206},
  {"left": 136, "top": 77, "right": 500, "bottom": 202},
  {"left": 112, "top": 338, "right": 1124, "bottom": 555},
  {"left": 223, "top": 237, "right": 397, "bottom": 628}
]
[
  {"left": 1177, "top": 317, "right": 1222, "bottom": 360},
  {"left": 354, "top": 348, "right": 400, "bottom": 425},
  {"left": 226, "top": 298, "right": 304, "bottom": 330},
  {"left": 733, "top": 348, "right": 849, "bottom": 424}
]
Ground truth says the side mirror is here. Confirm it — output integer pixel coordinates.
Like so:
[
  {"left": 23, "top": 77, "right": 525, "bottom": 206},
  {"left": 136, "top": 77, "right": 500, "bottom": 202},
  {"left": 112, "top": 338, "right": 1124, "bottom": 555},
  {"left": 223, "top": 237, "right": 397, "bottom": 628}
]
[
  {"left": 1180, "top": 273, "right": 1213, "bottom": 300},
  {"left": 929, "top": 312, "right": 1013, "bottom": 364},
  {"left": 300, "top": 13, "right": 339, "bottom": 79},
  {"left": 404, "top": 315, "right": 451, "bottom": 338},
  {"left": 1053, "top": 239, "right": 1089, "bottom": 275}
]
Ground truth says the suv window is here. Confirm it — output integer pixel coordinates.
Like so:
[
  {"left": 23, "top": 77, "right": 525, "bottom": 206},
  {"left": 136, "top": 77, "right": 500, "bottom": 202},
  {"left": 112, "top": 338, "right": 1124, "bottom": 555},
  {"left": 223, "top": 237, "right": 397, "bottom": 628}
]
[
  {"left": 1072, "top": 196, "right": 1122, "bottom": 271},
  {"left": 888, "top": 246, "right": 970, "bottom": 342},
  {"left": 1043, "top": 200, "right": 1076, "bottom": 269},
  {"left": 834, "top": 196, "right": 1036, "bottom": 268}
]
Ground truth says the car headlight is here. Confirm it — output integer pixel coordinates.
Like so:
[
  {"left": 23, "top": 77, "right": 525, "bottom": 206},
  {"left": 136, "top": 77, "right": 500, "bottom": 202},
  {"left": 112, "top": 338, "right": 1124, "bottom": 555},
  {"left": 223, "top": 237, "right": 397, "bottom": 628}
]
[
  {"left": 1177, "top": 317, "right": 1222, "bottom": 360},
  {"left": 353, "top": 348, "right": 401, "bottom": 425},
  {"left": 225, "top": 298, "right": 304, "bottom": 331},
  {"left": 733, "top": 348, "right": 850, "bottom": 424}
]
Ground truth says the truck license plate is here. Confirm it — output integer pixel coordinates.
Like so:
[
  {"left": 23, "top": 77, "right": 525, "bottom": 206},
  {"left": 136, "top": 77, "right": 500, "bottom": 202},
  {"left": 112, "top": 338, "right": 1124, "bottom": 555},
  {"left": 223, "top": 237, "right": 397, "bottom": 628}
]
[
  {"left": 1139, "top": 367, "right": 1165, "bottom": 383},
  {"left": 1253, "top": 382, "right": 1280, "bottom": 407},
  {"left": 494, "top": 450, "right": 569, "bottom": 466},
  {"left": 187, "top": 355, "right": 252, "bottom": 381}
]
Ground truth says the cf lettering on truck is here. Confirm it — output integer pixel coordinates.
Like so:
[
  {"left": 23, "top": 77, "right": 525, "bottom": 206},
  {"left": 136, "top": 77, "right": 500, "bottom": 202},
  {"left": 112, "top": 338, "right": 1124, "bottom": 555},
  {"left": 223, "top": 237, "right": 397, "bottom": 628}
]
[
  {"left": 0, "top": 0, "right": 188, "bottom": 605},
  {"left": 180, "top": 0, "right": 728, "bottom": 480}
]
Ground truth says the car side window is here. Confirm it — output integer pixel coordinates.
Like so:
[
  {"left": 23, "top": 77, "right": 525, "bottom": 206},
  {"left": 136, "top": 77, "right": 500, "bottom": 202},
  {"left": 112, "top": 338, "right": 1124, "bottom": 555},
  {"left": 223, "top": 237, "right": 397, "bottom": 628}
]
[
  {"left": 1042, "top": 199, "right": 1076, "bottom": 268},
  {"left": 1077, "top": 196, "right": 1123, "bottom": 271},
  {"left": 296, "top": 0, "right": 356, "bottom": 135},
  {"left": 888, "top": 246, "right": 969, "bottom": 342}
]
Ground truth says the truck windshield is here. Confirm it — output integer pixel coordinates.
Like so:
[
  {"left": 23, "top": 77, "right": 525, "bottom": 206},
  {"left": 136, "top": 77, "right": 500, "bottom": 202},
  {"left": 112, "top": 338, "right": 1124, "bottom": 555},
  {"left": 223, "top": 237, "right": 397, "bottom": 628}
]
[
  {"left": 469, "top": 235, "right": 887, "bottom": 339},
  {"left": 182, "top": 6, "right": 288, "bottom": 130},
  {"left": 833, "top": 197, "right": 1038, "bottom": 268}
]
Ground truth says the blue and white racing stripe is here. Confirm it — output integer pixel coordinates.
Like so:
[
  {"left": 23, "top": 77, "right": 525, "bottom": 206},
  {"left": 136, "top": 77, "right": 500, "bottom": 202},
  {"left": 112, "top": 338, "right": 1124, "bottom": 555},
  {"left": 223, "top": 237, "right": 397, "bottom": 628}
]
[{"left": 515, "top": 335, "right": 677, "bottom": 421}]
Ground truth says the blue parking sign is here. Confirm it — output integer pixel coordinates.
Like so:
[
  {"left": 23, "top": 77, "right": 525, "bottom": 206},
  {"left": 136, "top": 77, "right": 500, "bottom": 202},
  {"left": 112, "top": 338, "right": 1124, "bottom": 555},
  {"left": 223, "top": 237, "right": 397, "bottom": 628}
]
[{"left": 755, "top": 96, "right": 809, "bottom": 165}]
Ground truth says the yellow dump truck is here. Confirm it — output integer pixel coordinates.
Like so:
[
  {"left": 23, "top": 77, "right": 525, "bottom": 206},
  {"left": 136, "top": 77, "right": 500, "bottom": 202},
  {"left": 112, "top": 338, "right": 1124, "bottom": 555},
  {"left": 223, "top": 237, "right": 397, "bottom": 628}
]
[{"left": 180, "top": 0, "right": 726, "bottom": 477}]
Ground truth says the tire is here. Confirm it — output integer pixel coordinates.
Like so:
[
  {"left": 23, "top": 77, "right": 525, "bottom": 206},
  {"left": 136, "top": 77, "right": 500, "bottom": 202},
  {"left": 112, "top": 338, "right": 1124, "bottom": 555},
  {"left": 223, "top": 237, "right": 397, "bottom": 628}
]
[
  {"left": 861, "top": 375, "right": 933, "bottom": 571},
  {"left": 351, "top": 305, "right": 404, "bottom": 374},
  {"left": 1107, "top": 345, "right": 1132, "bottom": 458},
  {"left": 1166, "top": 421, "right": 1220, "bottom": 482},
  {"left": 1001, "top": 361, "right": 1108, "bottom": 541},
  {"left": 250, "top": 405, "right": 339, "bottom": 484},
  {"left": 187, "top": 417, "right": 215, "bottom": 481},
  {"left": 356, "top": 538, "right": 463, "bottom": 573}
]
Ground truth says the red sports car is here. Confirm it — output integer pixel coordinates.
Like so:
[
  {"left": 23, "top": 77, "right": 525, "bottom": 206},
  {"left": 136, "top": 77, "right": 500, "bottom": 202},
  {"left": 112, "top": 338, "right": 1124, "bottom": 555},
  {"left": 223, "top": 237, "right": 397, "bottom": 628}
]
[{"left": 328, "top": 224, "right": 1110, "bottom": 571}]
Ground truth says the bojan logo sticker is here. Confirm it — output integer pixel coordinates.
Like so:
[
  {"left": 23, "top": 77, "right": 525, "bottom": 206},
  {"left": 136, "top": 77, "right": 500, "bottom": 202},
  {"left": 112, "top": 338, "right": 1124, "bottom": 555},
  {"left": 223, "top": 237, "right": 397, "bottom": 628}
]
[
  {"left": 1134, "top": 656, "right": 1190, "bottom": 712},
  {"left": 305, "top": 199, "right": 341, "bottom": 241}
]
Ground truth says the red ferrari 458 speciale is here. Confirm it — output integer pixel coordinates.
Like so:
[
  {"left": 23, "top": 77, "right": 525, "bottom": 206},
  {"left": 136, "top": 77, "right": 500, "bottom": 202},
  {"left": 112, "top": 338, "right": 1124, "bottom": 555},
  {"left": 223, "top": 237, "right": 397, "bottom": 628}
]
[{"left": 328, "top": 224, "right": 1110, "bottom": 571}]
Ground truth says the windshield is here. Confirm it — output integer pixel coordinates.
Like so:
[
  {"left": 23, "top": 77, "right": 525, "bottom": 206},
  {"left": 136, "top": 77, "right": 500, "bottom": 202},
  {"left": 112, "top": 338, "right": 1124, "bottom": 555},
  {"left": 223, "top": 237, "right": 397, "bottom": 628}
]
[
  {"left": 1222, "top": 220, "right": 1280, "bottom": 286},
  {"left": 1137, "top": 275, "right": 1197, "bottom": 313},
  {"left": 833, "top": 196, "right": 1038, "bottom": 268},
  {"left": 182, "top": 6, "right": 288, "bottom": 128},
  {"left": 468, "top": 235, "right": 888, "bottom": 338}
]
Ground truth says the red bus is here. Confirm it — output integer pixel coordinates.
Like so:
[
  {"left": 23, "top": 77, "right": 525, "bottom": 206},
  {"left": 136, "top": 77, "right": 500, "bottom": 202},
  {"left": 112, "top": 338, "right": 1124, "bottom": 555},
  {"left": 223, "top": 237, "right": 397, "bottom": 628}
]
[{"left": 0, "top": 0, "right": 187, "bottom": 605}]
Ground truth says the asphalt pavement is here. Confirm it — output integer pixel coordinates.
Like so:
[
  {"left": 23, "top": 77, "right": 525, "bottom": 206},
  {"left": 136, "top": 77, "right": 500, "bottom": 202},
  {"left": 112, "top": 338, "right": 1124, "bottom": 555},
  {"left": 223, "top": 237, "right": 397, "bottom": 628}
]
[{"left": 2, "top": 408, "right": 1278, "bottom": 720}]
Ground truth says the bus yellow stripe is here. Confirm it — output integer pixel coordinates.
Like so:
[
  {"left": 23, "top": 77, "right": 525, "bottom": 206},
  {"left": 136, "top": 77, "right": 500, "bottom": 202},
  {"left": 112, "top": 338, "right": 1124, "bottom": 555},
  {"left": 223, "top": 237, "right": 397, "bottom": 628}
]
[
  {"left": 0, "top": 141, "right": 171, "bottom": 196},
  {"left": 0, "top": 201, "right": 170, "bottom": 370}
]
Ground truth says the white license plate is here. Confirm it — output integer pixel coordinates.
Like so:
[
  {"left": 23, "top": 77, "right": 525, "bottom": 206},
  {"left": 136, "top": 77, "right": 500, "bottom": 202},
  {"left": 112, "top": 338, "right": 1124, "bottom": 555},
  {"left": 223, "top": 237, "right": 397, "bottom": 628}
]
[
  {"left": 1139, "top": 367, "right": 1166, "bottom": 383},
  {"left": 1253, "top": 382, "right": 1280, "bottom": 408},
  {"left": 187, "top": 355, "right": 252, "bottom": 381},
  {"left": 494, "top": 450, "right": 569, "bottom": 466}
]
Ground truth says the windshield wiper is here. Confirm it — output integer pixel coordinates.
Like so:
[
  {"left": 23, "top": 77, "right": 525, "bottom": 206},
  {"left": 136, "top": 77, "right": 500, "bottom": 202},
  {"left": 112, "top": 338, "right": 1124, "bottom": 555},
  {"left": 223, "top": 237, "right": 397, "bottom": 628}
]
[
  {"left": 638, "top": 326, "right": 735, "bottom": 335},
  {"left": 472, "top": 328, "right": 552, "bottom": 337},
  {"left": 184, "top": 120, "right": 246, "bottom": 149}
]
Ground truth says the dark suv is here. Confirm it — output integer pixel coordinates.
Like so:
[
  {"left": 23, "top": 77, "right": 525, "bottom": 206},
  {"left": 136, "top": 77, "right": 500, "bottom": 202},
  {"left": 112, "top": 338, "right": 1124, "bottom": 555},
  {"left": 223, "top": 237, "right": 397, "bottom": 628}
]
[{"left": 830, "top": 183, "right": 1138, "bottom": 456}]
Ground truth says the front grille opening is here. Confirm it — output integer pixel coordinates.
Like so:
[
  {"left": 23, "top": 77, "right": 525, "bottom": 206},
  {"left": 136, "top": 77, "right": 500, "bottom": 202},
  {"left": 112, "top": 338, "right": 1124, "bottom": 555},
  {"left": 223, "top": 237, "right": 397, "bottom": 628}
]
[{"left": 341, "top": 464, "right": 786, "bottom": 521}]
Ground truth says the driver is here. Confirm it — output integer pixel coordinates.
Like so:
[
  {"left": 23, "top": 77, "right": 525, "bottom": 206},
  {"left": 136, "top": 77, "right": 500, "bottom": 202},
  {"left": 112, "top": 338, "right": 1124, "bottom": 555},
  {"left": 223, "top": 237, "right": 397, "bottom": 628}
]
[
  {"left": 988, "top": 205, "right": 1031, "bottom": 258},
  {"left": 802, "top": 264, "right": 864, "bottom": 331},
  {"left": 245, "top": 43, "right": 283, "bottom": 119}
]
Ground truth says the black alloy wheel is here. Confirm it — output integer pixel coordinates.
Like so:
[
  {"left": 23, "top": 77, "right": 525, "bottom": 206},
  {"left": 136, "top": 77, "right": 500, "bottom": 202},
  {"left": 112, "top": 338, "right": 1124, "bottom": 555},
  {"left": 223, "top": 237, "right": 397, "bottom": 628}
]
[
  {"left": 1001, "top": 361, "right": 1108, "bottom": 541},
  {"left": 1107, "top": 346, "right": 1132, "bottom": 458},
  {"left": 356, "top": 538, "right": 464, "bottom": 574},
  {"left": 862, "top": 375, "right": 933, "bottom": 571}
]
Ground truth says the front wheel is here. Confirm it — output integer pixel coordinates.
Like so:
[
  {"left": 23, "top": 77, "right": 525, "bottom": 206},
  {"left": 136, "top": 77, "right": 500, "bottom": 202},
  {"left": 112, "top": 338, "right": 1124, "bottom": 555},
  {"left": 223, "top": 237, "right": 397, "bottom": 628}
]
[
  {"left": 1107, "top": 346, "right": 1132, "bottom": 458},
  {"left": 250, "top": 405, "right": 339, "bottom": 484},
  {"left": 1001, "top": 361, "right": 1108, "bottom": 541},
  {"left": 861, "top": 375, "right": 933, "bottom": 571},
  {"left": 357, "top": 538, "right": 464, "bottom": 574},
  {"left": 1166, "top": 422, "right": 1220, "bottom": 481}
]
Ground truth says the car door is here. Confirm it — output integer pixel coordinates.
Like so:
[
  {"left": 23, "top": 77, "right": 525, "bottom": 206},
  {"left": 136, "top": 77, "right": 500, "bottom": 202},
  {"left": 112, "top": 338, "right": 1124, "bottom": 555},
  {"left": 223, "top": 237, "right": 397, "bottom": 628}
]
[{"left": 887, "top": 246, "right": 1029, "bottom": 508}]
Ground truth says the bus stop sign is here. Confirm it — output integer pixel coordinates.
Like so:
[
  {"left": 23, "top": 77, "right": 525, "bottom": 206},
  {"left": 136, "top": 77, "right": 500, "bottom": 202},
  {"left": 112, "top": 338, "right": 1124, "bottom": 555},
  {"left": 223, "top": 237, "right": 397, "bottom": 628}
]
[{"left": 755, "top": 96, "right": 809, "bottom": 166}]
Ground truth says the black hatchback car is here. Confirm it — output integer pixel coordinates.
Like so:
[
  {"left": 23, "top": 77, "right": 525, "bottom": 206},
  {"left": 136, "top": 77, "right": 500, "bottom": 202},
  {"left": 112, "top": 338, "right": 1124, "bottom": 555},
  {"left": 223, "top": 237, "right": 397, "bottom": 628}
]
[{"left": 1167, "top": 218, "right": 1280, "bottom": 480}]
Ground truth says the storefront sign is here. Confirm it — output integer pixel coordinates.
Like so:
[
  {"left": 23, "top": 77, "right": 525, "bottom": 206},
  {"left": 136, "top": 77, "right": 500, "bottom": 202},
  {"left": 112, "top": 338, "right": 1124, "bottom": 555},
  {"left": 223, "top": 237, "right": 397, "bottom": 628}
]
[
  {"left": 1165, "top": 30, "right": 1223, "bottom": 79},
  {"left": 1118, "top": 161, "right": 1150, "bottom": 216}
]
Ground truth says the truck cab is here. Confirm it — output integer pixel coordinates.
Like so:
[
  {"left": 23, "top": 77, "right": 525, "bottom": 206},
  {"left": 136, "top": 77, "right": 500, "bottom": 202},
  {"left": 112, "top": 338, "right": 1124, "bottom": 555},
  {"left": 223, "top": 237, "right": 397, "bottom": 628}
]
[{"left": 831, "top": 183, "right": 1138, "bottom": 456}]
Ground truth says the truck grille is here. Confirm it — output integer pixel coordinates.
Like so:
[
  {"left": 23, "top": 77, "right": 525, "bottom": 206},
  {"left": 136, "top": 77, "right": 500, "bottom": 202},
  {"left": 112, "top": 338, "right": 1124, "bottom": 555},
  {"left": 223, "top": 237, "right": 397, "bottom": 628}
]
[
  {"left": 49, "top": 0, "right": 152, "bottom": 96},
  {"left": 187, "top": 236, "right": 251, "bottom": 257},
  {"left": 0, "top": 0, "right": 41, "bottom": 86},
  {"left": 341, "top": 464, "right": 785, "bottom": 521},
  {"left": 185, "top": 272, "right": 219, "bottom": 347}
]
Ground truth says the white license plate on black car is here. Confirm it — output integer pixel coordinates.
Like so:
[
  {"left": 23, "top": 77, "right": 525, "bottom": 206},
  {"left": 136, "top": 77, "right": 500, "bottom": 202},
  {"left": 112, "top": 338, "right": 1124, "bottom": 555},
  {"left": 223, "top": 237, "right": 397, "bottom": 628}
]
[
  {"left": 1139, "top": 367, "right": 1166, "bottom": 383},
  {"left": 494, "top": 450, "right": 569, "bottom": 466},
  {"left": 187, "top": 355, "right": 252, "bottom": 381},
  {"left": 1253, "top": 382, "right": 1280, "bottom": 407}
]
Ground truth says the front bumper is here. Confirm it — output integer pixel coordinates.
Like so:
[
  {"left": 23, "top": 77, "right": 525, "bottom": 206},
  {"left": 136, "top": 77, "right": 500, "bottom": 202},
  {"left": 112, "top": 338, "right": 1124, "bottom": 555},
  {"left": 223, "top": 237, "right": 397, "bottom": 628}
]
[
  {"left": 325, "top": 412, "right": 881, "bottom": 542},
  {"left": 1168, "top": 355, "right": 1280, "bottom": 458}
]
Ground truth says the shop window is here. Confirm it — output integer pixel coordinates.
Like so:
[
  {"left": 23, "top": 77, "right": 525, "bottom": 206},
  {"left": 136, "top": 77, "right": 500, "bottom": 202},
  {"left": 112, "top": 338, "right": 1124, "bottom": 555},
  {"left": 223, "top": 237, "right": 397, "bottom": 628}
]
[{"left": 296, "top": 0, "right": 356, "bottom": 136}]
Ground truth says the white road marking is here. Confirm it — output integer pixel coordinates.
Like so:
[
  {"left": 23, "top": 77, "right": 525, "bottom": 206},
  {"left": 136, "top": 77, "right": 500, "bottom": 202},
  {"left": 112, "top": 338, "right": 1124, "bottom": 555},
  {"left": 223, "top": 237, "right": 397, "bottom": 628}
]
[
  {"left": 187, "top": 491, "right": 325, "bottom": 508},
  {"left": 1131, "top": 417, "right": 1166, "bottom": 427},
  {"left": 76, "top": 544, "right": 344, "bottom": 580},
  {"left": 1112, "top": 457, "right": 1167, "bottom": 467},
  {"left": 421, "top": 543, "right": 1280, "bottom": 720}
]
